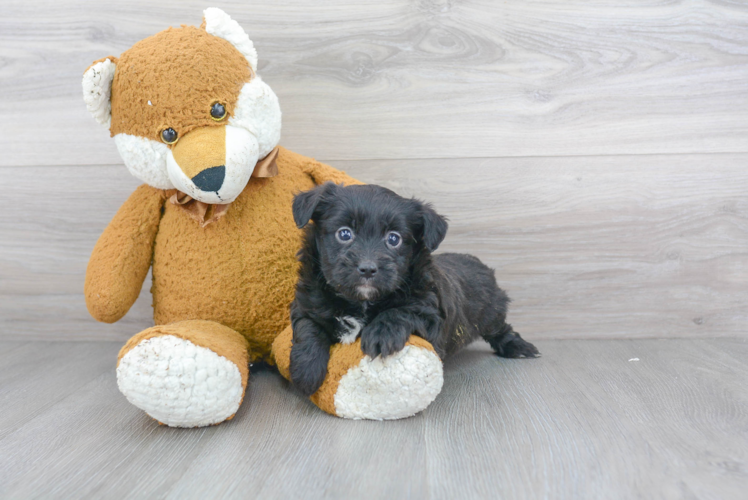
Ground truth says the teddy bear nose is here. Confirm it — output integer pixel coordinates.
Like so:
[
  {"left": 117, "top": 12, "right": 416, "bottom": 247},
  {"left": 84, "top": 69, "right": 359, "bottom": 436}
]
[{"left": 191, "top": 165, "right": 225, "bottom": 192}]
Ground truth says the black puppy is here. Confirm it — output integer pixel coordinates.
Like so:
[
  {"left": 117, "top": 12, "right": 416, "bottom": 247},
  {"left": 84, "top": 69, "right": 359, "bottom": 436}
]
[{"left": 289, "top": 182, "right": 539, "bottom": 396}]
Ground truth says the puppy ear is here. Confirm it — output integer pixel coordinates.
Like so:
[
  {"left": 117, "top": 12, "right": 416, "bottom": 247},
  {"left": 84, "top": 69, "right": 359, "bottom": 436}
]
[
  {"left": 419, "top": 203, "right": 449, "bottom": 252},
  {"left": 292, "top": 182, "right": 337, "bottom": 228}
]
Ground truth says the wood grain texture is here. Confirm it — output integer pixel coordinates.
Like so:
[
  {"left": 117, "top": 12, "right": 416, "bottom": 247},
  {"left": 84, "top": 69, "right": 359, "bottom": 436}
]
[
  {"left": 2, "top": 154, "right": 746, "bottom": 341},
  {"left": 0, "top": 342, "right": 115, "bottom": 439},
  {"left": 1, "top": 0, "right": 748, "bottom": 166},
  {"left": 0, "top": 338, "right": 746, "bottom": 499}
]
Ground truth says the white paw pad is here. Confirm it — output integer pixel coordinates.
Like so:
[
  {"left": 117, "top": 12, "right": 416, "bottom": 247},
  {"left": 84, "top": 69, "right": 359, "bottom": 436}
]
[
  {"left": 334, "top": 345, "right": 444, "bottom": 420},
  {"left": 117, "top": 335, "right": 243, "bottom": 427}
]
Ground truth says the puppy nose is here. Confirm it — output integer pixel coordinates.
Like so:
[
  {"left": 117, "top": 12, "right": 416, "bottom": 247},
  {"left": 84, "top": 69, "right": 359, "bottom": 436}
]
[
  {"left": 191, "top": 165, "right": 225, "bottom": 192},
  {"left": 358, "top": 262, "right": 378, "bottom": 278}
]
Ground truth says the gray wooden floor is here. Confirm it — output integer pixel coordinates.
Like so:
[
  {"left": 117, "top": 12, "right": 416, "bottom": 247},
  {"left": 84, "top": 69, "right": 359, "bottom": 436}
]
[{"left": 1, "top": 338, "right": 746, "bottom": 499}]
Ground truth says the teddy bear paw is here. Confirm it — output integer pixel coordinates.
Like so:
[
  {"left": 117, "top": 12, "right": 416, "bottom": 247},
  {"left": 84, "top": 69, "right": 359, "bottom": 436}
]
[
  {"left": 334, "top": 344, "right": 444, "bottom": 420},
  {"left": 117, "top": 335, "right": 244, "bottom": 427}
]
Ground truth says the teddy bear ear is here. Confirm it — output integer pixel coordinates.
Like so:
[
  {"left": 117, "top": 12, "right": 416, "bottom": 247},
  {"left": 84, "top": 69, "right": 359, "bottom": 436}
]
[
  {"left": 82, "top": 56, "right": 117, "bottom": 127},
  {"left": 202, "top": 8, "right": 258, "bottom": 73}
]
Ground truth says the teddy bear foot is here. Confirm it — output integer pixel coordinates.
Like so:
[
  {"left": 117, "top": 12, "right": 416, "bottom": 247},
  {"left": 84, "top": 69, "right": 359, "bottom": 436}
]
[
  {"left": 333, "top": 343, "right": 444, "bottom": 420},
  {"left": 116, "top": 321, "right": 249, "bottom": 427},
  {"left": 273, "top": 327, "right": 444, "bottom": 420}
]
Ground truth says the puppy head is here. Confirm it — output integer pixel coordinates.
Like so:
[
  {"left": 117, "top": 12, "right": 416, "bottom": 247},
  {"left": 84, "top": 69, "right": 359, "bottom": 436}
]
[{"left": 293, "top": 183, "right": 448, "bottom": 302}]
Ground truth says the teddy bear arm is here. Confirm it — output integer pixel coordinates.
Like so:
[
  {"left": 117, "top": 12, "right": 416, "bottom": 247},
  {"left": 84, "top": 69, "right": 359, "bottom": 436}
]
[
  {"left": 303, "top": 159, "right": 364, "bottom": 187},
  {"left": 84, "top": 185, "right": 167, "bottom": 323}
]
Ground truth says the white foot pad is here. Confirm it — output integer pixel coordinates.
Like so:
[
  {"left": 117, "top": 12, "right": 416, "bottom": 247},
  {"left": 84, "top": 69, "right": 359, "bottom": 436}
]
[
  {"left": 334, "top": 345, "right": 444, "bottom": 420},
  {"left": 117, "top": 335, "right": 243, "bottom": 427}
]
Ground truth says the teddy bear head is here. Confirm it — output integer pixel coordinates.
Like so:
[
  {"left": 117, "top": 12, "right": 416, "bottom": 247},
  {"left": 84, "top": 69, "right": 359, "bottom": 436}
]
[{"left": 82, "top": 8, "right": 281, "bottom": 204}]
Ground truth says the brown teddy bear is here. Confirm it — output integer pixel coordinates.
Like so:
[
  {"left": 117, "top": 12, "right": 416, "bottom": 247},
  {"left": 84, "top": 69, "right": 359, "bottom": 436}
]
[{"left": 82, "top": 8, "right": 443, "bottom": 427}]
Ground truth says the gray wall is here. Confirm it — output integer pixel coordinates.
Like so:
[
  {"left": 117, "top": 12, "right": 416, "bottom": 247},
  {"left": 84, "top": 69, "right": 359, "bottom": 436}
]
[{"left": 1, "top": 0, "right": 747, "bottom": 341}]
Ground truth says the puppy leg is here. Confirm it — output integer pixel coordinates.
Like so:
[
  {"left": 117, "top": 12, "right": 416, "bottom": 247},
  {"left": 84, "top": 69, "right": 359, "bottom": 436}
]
[
  {"left": 473, "top": 279, "right": 539, "bottom": 358},
  {"left": 483, "top": 320, "right": 540, "bottom": 358},
  {"left": 361, "top": 305, "right": 440, "bottom": 358},
  {"left": 361, "top": 320, "right": 411, "bottom": 358},
  {"left": 290, "top": 318, "right": 333, "bottom": 396}
]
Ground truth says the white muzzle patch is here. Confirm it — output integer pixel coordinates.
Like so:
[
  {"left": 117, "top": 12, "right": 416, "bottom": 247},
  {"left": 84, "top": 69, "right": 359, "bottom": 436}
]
[
  {"left": 114, "top": 133, "right": 174, "bottom": 190},
  {"left": 166, "top": 125, "right": 259, "bottom": 204}
]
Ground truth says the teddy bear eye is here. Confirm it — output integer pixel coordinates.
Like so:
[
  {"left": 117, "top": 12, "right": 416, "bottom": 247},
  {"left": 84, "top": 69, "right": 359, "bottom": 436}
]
[
  {"left": 336, "top": 227, "right": 354, "bottom": 243},
  {"left": 210, "top": 102, "right": 227, "bottom": 121},
  {"left": 386, "top": 231, "right": 402, "bottom": 248},
  {"left": 161, "top": 128, "right": 178, "bottom": 144}
]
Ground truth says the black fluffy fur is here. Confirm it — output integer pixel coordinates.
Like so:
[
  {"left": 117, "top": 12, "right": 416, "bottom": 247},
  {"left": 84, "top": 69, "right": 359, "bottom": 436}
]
[{"left": 288, "top": 183, "right": 539, "bottom": 396}]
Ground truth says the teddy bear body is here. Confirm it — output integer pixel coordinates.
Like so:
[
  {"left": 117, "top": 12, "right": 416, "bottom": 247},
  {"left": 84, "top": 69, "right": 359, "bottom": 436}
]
[
  {"left": 87, "top": 149, "right": 348, "bottom": 360},
  {"left": 82, "top": 8, "right": 444, "bottom": 427},
  {"left": 152, "top": 150, "right": 316, "bottom": 361}
]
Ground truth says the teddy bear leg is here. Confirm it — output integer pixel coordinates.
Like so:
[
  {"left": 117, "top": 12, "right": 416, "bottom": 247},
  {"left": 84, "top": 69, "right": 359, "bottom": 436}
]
[
  {"left": 272, "top": 324, "right": 444, "bottom": 420},
  {"left": 116, "top": 320, "right": 249, "bottom": 427}
]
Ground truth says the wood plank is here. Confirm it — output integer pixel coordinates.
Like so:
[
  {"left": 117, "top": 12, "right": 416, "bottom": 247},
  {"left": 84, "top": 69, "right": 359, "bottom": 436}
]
[
  {"left": 2, "top": 0, "right": 748, "bottom": 166},
  {"left": 0, "top": 342, "right": 116, "bottom": 439},
  {"left": 1, "top": 154, "right": 746, "bottom": 341},
  {"left": 0, "top": 341, "right": 29, "bottom": 360},
  {"left": 0, "top": 339, "right": 746, "bottom": 499}
]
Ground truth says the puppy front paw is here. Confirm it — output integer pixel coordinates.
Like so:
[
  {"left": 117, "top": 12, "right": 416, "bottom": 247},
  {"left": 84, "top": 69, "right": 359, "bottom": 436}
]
[
  {"left": 360, "top": 322, "right": 410, "bottom": 358},
  {"left": 290, "top": 341, "right": 330, "bottom": 396}
]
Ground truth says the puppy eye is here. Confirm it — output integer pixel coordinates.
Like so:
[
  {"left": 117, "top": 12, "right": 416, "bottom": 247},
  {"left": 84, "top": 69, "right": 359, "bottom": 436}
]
[
  {"left": 210, "top": 102, "right": 227, "bottom": 121},
  {"left": 336, "top": 227, "right": 354, "bottom": 243},
  {"left": 386, "top": 231, "right": 402, "bottom": 248},
  {"left": 161, "top": 128, "right": 178, "bottom": 144}
]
